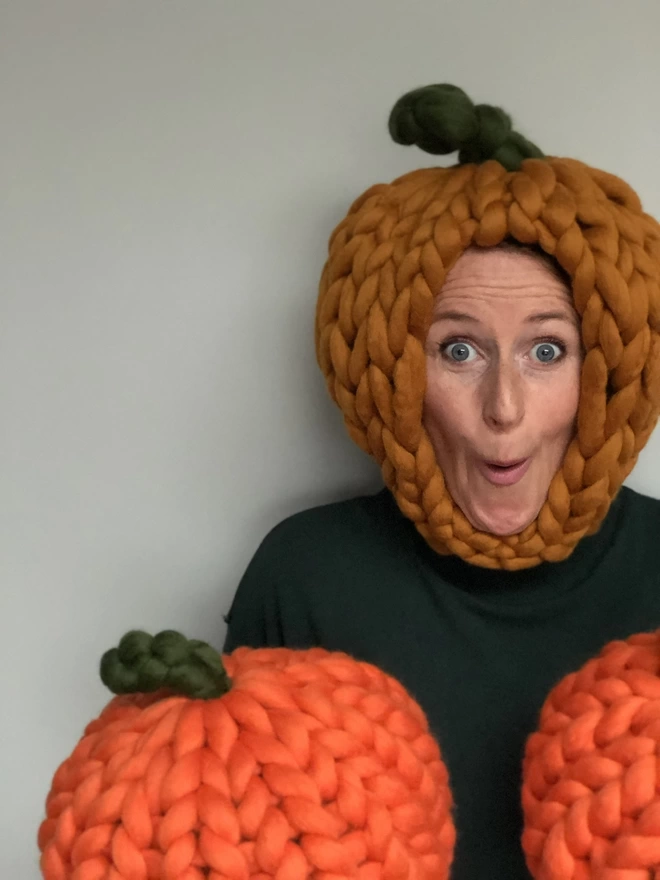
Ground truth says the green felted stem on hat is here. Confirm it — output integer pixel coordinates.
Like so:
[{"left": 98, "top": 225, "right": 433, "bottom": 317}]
[
  {"left": 388, "top": 83, "right": 544, "bottom": 171},
  {"left": 100, "top": 629, "right": 231, "bottom": 700}
]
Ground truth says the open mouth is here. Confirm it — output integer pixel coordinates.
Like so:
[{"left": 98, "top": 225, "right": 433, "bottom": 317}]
[{"left": 479, "top": 458, "right": 531, "bottom": 486}]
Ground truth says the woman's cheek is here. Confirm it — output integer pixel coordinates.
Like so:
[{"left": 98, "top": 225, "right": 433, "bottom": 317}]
[
  {"left": 533, "top": 374, "right": 580, "bottom": 433},
  {"left": 425, "top": 376, "right": 470, "bottom": 437}
]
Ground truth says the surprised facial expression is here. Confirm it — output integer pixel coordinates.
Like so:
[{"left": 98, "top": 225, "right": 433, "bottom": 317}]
[{"left": 423, "top": 246, "right": 583, "bottom": 537}]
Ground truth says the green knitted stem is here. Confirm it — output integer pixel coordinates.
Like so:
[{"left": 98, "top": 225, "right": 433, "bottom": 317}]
[
  {"left": 100, "top": 630, "right": 231, "bottom": 700},
  {"left": 388, "top": 83, "right": 544, "bottom": 171}
]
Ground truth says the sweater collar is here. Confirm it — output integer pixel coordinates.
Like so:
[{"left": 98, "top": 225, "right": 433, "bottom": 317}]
[{"left": 383, "top": 486, "right": 627, "bottom": 607}]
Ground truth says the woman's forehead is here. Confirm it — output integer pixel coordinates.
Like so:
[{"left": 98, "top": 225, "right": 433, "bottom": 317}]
[{"left": 440, "top": 246, "right": 571, "bottom": 299}]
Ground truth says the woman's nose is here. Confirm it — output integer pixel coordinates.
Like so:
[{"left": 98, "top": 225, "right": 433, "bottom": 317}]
[{"left": 482, "top": 361, "right": 525, "bottom": 431}]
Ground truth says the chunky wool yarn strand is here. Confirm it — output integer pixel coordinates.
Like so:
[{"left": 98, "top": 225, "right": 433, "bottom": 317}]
[
  {"left": 316, "top": 85, "right": 660, "bottom": 570},
  {"left": 522, "top": 630, "right": 660, "bottom": 879},
  {"left": 38, "top": 634, "right": 455, "bottom": 879}
]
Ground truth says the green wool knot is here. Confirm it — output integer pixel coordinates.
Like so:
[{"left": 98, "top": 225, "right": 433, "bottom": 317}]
[
  {"left": 100, "top": 629, "right": 231, "bottom": 700},
  {"left": 388, "top": 83, "right": 544, "bottom": 172}
]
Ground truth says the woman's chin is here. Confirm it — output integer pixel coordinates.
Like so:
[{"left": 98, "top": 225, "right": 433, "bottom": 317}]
[{"left": 462, "top": 500, "right": 540, "bottom": 537}]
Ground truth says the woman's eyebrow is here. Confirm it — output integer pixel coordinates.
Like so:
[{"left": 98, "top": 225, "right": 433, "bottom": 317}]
[
  {"left": 525, "top": 311, "right": 578, "bottom": 325},
  {"left": 432, "top": 310, "right": 577, "bottom": 325},
  {"left": 432, "top": 310, "right": 480, "bottom": 323}
]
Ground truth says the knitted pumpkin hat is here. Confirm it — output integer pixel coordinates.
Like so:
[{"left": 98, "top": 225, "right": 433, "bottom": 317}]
[{"left": 315, "top": 84, "right": 660, "bottom": 571}]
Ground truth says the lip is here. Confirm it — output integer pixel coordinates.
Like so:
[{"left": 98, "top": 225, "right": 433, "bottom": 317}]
[{"left": 478, "top": 457, "right": 531, "bottom": 487}]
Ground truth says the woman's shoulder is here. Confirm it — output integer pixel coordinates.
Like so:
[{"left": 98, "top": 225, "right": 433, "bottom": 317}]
[
  {"left": 619, "top": 484, "right": 660, "bottom": 519},
  {"left": 615, "top": 485, "right": 660, "bottom": 557},
  {"left": 255, "top": 486, "right": 406, "bottom": 564},
  {"left": 223, "top": 487, "right": 412, "bottom": 651}
]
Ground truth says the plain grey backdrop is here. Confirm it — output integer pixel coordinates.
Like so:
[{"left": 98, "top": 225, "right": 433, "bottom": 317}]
[{"left": 3, "top": 1, "right": 660, "bottom": 874}]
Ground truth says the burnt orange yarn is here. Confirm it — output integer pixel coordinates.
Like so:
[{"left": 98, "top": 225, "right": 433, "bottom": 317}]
[
  {"left": 38, "top": 646, "right": 455, "bottom": 879},
  {"left": 315, "top": 157, "right": 660, "bottom": 570},
  {"left": 522, "top": 630, "right": 660, "bottom": 880}
]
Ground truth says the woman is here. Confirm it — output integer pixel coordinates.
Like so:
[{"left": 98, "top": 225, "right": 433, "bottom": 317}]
[{"left": 223, "top": 85, "right": 660, "bottom": 879}]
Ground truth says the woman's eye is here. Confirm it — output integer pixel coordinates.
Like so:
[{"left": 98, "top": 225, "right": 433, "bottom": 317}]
[
  {"left": 442, "top": 341, "right": 478, "bottom": 363},
  {"left": 532, "top": 341, "right": 564, "bottom": 364}
]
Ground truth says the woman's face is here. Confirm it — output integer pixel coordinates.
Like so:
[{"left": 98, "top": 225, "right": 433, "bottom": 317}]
[{"left": 423, "top": 247, "right": 583, "bottom": 537}]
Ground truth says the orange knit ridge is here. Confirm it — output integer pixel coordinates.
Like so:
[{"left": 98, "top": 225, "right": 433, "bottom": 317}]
[
  {"left": 522, "top": 630, "right": 660, "bottom": 879},
  {"left": 38, "top": 646, "right": 455, "bottom": 879},
  {"left": 315, "top": 157, "right": 660, "bottom": 569}
]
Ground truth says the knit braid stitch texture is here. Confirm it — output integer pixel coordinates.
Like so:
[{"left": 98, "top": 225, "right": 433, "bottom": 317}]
[
  {"left": 523, "top": 630, "right": 660, "bottom": 880},
  {"left": 39, "top": 647, "right": 455, "bottom": 879},
  {"left": 315, "top": 158, "right": 660, "bottom": 570}
]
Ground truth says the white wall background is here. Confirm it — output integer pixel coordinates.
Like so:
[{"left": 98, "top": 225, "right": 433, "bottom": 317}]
[{"left": 3, "top": 1, "right": 660, "bottom": 874}]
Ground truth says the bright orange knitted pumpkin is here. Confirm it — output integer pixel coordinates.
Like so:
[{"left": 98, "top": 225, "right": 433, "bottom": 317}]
[
  {"left": 522, "top": 630, "right": 660, "bottom": 880},
  {"left": 38, "top": 630, "right": 455, "bottom": 880}
]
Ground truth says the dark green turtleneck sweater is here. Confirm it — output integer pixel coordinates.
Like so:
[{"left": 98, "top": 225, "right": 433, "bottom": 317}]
[{"left": 223, "top": 485, "right": 660, "bottom": 879}]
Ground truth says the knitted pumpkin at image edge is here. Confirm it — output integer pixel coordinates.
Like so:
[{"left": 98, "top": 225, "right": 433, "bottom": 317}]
[
  {"left": 315, "top": 83, "right": 660, "bottom": 570},
  {"left": 38, "top": 630, "right": 455, "bottom": 880},
  {"left": 522, "top": 629, "right": 660, "bottom": 880}
]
